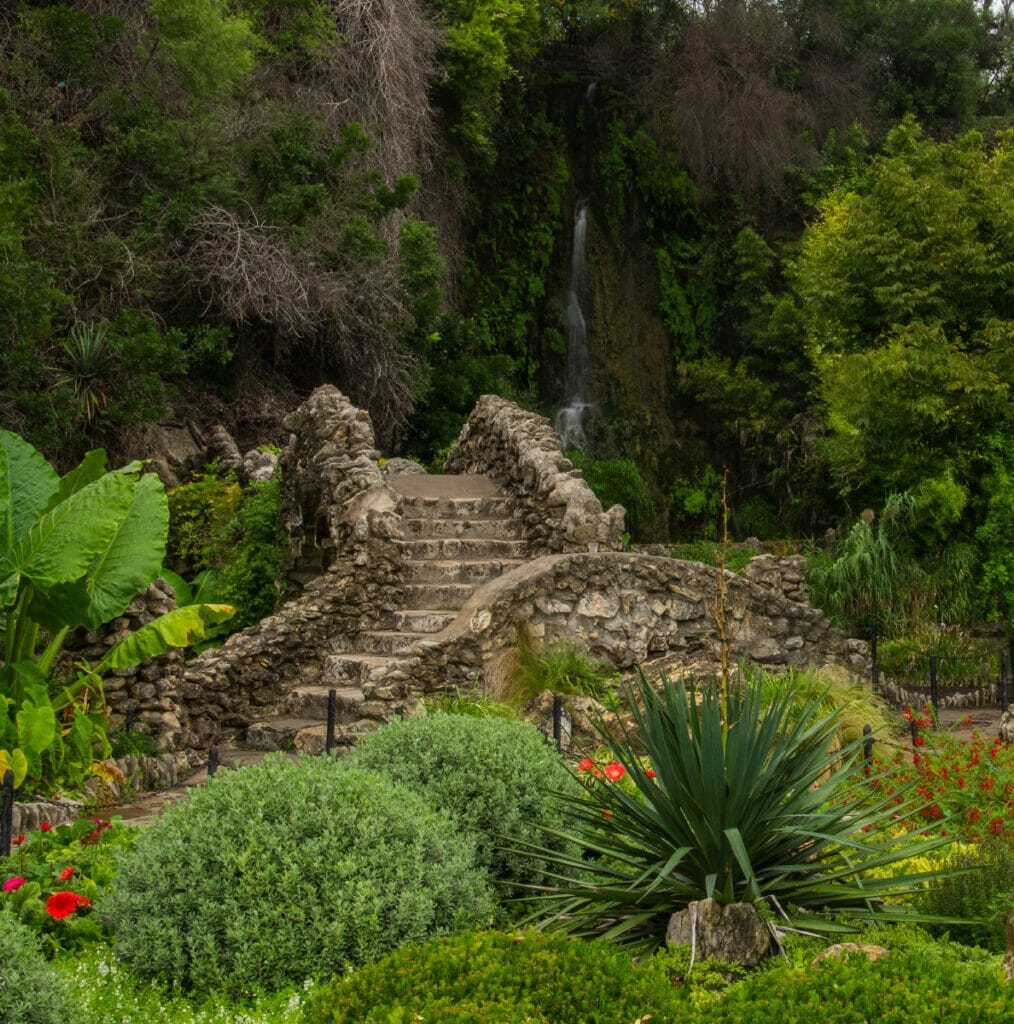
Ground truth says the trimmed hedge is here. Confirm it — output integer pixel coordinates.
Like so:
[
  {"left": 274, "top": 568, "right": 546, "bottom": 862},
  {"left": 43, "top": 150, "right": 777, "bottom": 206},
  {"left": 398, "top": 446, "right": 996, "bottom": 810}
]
[
  {"left": 304, "top": 929, "right": 684, "bottom": 1024},
  {"left": 345, "top": 713, "right": 583, "bottom": 899},
  {"left": 104, "top": 755, "right": 493, "bottom": 996}
]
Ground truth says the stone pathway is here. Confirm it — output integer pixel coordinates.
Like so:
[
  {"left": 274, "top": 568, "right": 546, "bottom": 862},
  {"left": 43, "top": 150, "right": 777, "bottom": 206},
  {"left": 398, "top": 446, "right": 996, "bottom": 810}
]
[{"left": 241, "top": 473, "right": 528, "bottom": 753}]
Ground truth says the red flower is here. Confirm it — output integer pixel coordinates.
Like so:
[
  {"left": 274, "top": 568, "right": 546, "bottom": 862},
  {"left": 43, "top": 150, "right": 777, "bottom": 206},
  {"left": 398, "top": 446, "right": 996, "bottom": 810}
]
[
  {"left": 40, "top": 822, "right": 52, "bottom": 833},
  {"left": 646, "top": 768, "right": 656, "bottom": 779},
  {"left": 968, "top": 807, "right": 982, "bottom": 824},
  {"left": 11, "top": 834, "right": 25, "bottom": 847},
  {"left": 577, "top": 757, "right": 596, "bottom": 773},
  {"left": 603, "top": 761, "right": 626, "bottom": 782},
  {"left": 914, "top": 736, "right": 926, "bottom": 748},
  {"left": 58, "top": 866, "right": 75, "bottom": 881},
  {"left": 3, "top": 877, "right": 26, "bottom": 892},
  {"left": 45, "top": 891, "right": 90, "bottom": 920},
  {"left": 600, "top": 807, "right": 612, "bottom": 819},
  {"left": 989, "top": 817, "right": 1005, "bottom": 836}
]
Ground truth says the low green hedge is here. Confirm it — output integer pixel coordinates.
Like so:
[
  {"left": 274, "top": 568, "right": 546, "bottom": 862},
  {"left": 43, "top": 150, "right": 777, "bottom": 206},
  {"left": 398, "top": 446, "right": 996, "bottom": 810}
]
[
  {"left": 103, "top": 755, "right": 493, "bottom": 996},
  {"left": 304, "top": 929, "right": 684, "bottom": 1024}
]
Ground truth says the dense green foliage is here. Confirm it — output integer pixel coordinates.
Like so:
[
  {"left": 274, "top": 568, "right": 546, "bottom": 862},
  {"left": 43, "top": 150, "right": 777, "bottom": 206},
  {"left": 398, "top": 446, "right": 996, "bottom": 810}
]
[
  {"left": 167, "top": 468, "right": 285, "bottom": 631},
  {"left": 704, "top": 936, "right": 1010, "bottom": 1023},
  {"left": 1, "top": 1, "right": 1012, "bottom": 631},
  {"left": 0, "top": 909, "right": 73, "bottom": 1024},
  {"left": 0, "top": 429, "right": 231, "bottom": 795},
  {"left": 345, "top": 714, "right": 582, "bottom": 903},
  {"left": 104, "top": 755, "right": 494, "bottom": 996},
  {"left": 305, "top": 929, "right": 684, "bottom": 1024}
]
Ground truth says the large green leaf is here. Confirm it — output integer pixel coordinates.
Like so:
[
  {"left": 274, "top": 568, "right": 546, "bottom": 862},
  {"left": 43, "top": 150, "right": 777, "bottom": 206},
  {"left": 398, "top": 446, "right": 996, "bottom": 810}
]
[
  {"left": 70, "top": 473, "right": 169, "bottom": 629},
  {"left": 0, "top": 471, "right": 137, "bottom": 603},
  {"left": 49, "top": 448, "right": 108, "bottom": 508},
  {"left": 16, "top": 686, "right": 57, "bottom": 778},
  {"left": 95, "top": 603, "right": 235, "bottom": 672},
  {"left": 0, "top": 748, "right": 29, "bottom": 789},
  {"left": 0, "top": 429, "right": 59, "bottom": 557}
]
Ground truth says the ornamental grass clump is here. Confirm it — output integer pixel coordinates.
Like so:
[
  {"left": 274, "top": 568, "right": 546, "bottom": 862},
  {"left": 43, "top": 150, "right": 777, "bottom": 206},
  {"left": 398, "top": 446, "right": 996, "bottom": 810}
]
[
  {"left": 104, "top": 754, "right": 493, "bottom": 997},
  {"left": 0, "top": 909, "right": 74, "bottom": 1024},
  {"left": 345, "top": 713, "right": 583, "bottom": 901},
  {"left": 523, "top": 669, "right": 955, "bottom": 954}
]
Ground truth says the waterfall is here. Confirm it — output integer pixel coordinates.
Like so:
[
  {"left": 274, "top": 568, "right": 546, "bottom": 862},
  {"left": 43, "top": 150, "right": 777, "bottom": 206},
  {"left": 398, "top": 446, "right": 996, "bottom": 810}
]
[{"left": 554, "top": 203, "right": 591, "bottom": 449}]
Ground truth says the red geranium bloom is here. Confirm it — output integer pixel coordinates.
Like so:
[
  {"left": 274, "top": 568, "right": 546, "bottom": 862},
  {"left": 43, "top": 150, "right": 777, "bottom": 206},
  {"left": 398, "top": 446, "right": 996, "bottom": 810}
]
[
  {"left": 58, "top": 866, "right": 75, "bottom": 881},
  {"left": 45, "top": 891, "right": 90, "bottom": 920},
  {"left": 603, "top": 761, "right": 626, "bottom": 782},
  {"left": 577, "top": 757, "right": 596, "bottom": 773},
  {"left": 40, "top": 822, "right": 52, "bottom": 833},
  {"left": 11, "top": 834, "right": 25, "bottom": 847},
  {"left": 3, "top": 877, "right": 26, "bottom": 892}
]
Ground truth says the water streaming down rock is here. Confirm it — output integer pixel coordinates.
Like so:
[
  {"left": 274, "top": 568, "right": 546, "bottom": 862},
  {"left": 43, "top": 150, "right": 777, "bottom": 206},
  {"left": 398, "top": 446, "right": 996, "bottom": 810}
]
[{"left": 554, "top": 202, "right": 592, "bottom": 449}]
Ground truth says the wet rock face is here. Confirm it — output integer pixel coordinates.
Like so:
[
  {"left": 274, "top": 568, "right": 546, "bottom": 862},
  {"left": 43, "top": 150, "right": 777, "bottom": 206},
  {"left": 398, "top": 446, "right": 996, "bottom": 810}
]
[{"left": 444, "top": 394, "right": 626, "bottom": 554}]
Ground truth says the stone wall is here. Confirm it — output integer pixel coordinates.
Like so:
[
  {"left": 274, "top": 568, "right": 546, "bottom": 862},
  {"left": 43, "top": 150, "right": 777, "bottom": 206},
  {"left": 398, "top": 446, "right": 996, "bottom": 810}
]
[
  {"left": 364, "top": 552, "right": 869, "bottom": 702},
  {"left": 444, "top": 394, "right": 625, "bottom": 553}
]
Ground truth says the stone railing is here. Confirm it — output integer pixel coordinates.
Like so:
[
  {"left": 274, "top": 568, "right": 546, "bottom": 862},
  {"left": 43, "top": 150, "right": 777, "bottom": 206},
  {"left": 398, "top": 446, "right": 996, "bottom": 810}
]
[
  {"left": 280, "top": 385, "right": 403, "bottom": 585},
  {"left": 444, "top": 394, "right": 625, "bottom": 553},
  {"left": 363, "top": 552, "right": 869, "bottom": 704}
]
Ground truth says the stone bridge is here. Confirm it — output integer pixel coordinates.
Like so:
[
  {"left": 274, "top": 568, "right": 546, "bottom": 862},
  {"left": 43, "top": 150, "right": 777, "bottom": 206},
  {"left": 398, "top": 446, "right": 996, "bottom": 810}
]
[{"left": 101, "top": 387, "right": 868, "bottom": 757}]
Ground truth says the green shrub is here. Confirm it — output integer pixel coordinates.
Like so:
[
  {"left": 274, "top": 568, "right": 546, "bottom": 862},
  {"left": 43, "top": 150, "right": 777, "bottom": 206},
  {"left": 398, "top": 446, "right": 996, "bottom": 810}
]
[
  {"left": 510, "top": 632, "right": 621, "bottom": 710},
  {"left": 668, "top": 540, "right": 762, "bottom": 573},
  {"left": 709, "top": 940, "right": 1010, "bottom": 1023},
  {"left": 304, "top": 929, "right": 685, "bottom": 1024},
  {"left": 0, "top": 909, "right": 73, "bottom": 1024},
  {"left": 916, "top": 836, "right": 1014, "bottom": 952},
  {"left": 345, "top": 715, "right": 583, "bottom": 902},
  {"left": 103, "top": 755, "right": 493, "bottom": 996}
]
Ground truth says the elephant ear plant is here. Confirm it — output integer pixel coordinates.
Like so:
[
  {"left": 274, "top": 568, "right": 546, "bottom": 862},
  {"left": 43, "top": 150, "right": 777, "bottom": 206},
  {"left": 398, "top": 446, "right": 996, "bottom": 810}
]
[
  {"left": 0, "top": 428, "right": 233, "bottom": 795},
  {"left": 524, "top": 669, "right": 956, "bottom": 955}
]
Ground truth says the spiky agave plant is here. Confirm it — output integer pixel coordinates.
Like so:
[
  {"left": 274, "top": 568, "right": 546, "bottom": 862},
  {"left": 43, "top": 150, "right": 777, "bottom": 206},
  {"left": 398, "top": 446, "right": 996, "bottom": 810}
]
[{"left": 521, "top": 669, "right": 955, "bottom": 955}]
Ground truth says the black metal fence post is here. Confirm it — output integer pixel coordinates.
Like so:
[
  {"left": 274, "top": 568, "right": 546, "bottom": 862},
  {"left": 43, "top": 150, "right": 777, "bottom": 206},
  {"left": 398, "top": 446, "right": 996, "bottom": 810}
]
[
  {"left": 870, "top": 622, "right": 879, "bottom": 692},
  {"left": 0, "top": 769, "right": 13, "bottom": 859},
  {"left": 929, "top": 655, "right": 939, "bottom": 712},
  {"left": 552, "top": 694, "right": 562, "bottom": 754},
  {"left": 208, "top": 745, "right": 219, "bottom": 778},
  {"left": 326, "top": 688, "right": 337, "bottom": 754},
  {"left": 1001, "top": 649, "right": 1009, "bottom": 715},
  {"left": 863, "top": 724, "right": 873, "bottom": 777}
]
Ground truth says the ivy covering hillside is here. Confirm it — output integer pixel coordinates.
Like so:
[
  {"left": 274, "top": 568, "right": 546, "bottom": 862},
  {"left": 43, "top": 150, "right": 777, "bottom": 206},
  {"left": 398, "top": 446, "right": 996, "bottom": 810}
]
[{"left": 1, "top": 0, "right": 1012, "bottom": 624}]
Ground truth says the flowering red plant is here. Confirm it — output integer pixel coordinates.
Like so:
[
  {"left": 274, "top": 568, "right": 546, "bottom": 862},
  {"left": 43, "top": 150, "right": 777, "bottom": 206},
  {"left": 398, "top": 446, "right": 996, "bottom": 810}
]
[
  {"left": 866, "top": 724, "right": 1014, "bottom": 843},
  {"left": 45, "top": 890, "right": 90, "bottom": 920}
]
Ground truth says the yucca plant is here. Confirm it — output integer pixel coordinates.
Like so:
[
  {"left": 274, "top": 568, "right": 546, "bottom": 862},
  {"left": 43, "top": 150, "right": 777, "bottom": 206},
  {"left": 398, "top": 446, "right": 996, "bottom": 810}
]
[{"left": 522, "top": 669, "right": 955, "bottom": 955}]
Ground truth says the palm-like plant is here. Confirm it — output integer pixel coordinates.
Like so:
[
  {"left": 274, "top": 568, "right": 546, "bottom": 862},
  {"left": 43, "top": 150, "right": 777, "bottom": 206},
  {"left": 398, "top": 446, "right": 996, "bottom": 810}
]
[{"left": 525, "top": 669, "right": 952, "bottom": 955}]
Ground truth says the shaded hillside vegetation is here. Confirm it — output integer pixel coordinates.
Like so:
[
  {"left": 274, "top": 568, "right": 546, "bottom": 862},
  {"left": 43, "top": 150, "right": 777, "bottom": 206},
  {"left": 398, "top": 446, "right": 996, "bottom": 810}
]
[{"left": 2, "top": 1, "right": 1013, "bottom": 624}]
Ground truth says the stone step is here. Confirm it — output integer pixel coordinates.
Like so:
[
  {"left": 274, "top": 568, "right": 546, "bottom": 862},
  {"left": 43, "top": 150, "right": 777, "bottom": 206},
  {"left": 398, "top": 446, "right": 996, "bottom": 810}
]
[
  {"left": 354, "top": 630, "right": 426, "bottom": 655},
  {"left": 285, "top": 684, "right": 365, "bottom": 719},
  {"left": 322, "top": 653, "right": 394, "bottom": 685},
  {"left": 245, "top": 716, "right": 325, "bottom": 752},
  {"left": 390, "top": 609, "right": 457, "bottom": 633},
  {"left": 402, "top": 537, "right": 529, "bottom": 560},
  {"left": 399, "top": 582, "right": 474, "bottom": 610},
  {"left": 387, "top": 473, "right": 502, "bottom": 500},
  {"left": 290, "top": 720, "right": 380, "bottom": 756},
  {"left": 397, "top": 495, "right": 516, "bottom": 520},
  {"left": 402, "top": 517, "right": 523, "bottom": 541},
  {"left": 405, "top": 558, "right": 525, "bottom": 584}
]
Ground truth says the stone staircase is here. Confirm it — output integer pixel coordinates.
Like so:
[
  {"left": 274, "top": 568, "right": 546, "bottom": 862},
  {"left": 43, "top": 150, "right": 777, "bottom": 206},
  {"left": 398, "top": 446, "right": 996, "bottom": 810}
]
[{"left": 244, "top": 473, "right": 527, "bottom": 752}]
